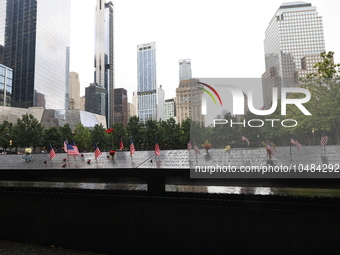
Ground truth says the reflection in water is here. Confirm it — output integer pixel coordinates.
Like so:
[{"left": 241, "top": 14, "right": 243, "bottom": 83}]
[
  {"left": 167, "top": 185, "right": 340, "bottom": 198},
  {"left": 0, "top": 181, "right": 147, "bottom": 191},
  {"left": 208, "top": 186, "right": 241, "bottom": 194},
  {"left": 1, "top": 181, "right": 340, "bottom": 198}
]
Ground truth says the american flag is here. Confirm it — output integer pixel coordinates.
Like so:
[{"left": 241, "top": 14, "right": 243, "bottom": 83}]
[
  {"left": 320, "top": 131, "right": 328, "bottom": 146},
  {"left": 67, "top": 142, "right": 80, "bottom": 156},
  {"left": 64, "top": 140, "right": 68, "bottom": 152},
  {"left": 119, "top": 137, "right": 124, "bottom": 151},
  {"left": 242, "top": 135, "right": 250, "bottom": 146},
  {"left": 193, "top": 142, "right": 201, "bottom": 154},
  {"left": 187, "top": 141, "right": 192, "bottom": 151},
  {"left": 290, "top": 136, "right": 302, "bottom": 150},
  {"left": 266, "top": 142, "right": 278, "bottom": 156},
  {"left": 130, "top": 137, "right": 135, "bottom": 156},
  {"left": 155, "top": 139, "right": 161, "bottom": 156},
  {"left": 49, "top": 143, "right": 56, "bottom": 159},
  {"left": 94, "top": 142, "right": 102, "bottom": 159}
]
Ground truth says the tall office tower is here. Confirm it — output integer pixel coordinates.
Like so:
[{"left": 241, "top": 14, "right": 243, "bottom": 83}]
[
  {"left": 0, "top": 63, "right": 12, "bottom": 106},
  {"left": 157, "top": 85, "right": 165, "bottom": 121},
  {"left": 132, "top": 91, "right": 138, "bottom": 117},
  {"left": 127, "top": 102, "right": 136, "bottom": 120},
  {"left": 85, "top": 83, "right": 106, "bottom": 116},
  {"left": 65, "top": 47, "right": 70, "bottom": 110},
  {"left": 94, "top": 0, "right": 114, "bottom": 127},
  {"left": 0, "top": 45, "right": 3, "bottom": 63},
  {"left": 179, "top": 59, "right": 192, "bottom": 81},
  {"left": 137, "top": 42, "right": 157, "bottom": 123},
  {"left": 176, "top": 78, "right": 204, "bottom": 124},
  {"left": 1, "top": 0, "right": 70, "bottom": 109},
  {"left": 262, "top": 1, "right": 325, "bottom": 107},
  {"left": 164, "top": 98, "right": 176, "bottom": 121},
  {"left": 69, "top": 72, "right": 81, "bottom": 110},
  {"left": 0, "top": 0, "right": 6, "bottom": 63},
  {"left": 113, "top": 88, "right": 128, "bottom": 126}
]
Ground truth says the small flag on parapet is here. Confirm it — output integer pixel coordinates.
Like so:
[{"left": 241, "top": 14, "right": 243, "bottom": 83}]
[
  {"left": 290, "top": 135, "right": 302, "bottom": 151},
  {"left": 320, "top": 131, "right": 328, "bottom": 146}
]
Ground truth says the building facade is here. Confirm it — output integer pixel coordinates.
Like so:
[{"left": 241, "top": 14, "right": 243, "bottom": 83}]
[
  {"left": 176, "top": 79, "right": 204, "bottom": 124},
  {"left": 113, "top": 88, "right": 128, "bottom": 126},
  {"left": 137, "top": 42, "right": 157, "bottom": 123},
  {"left": 179, "top": 59, "right": 192, "bottom": 81},
  {"left": 262, "top": 1, "right": 326, "bottom": 106},
  {"left": 157, "top": 85, "right": 164, "bottom": 121},
  {"left": 94, "top": 0, "right": 114, "bottom": 127},
  {"left": 164, "top": 98, "right": 176, "bottom": 121},
  {"left": 1, "top": 0, "right": 70, "bottom": 109},
  {"left": 85, "top": 83, "right": 106, "bottom": 116},
  {"left": 69, "top": 72, "right": 81, "bottom": 110},
  {"left": 127, "top": 102, "right": 136, "bottom": 121},
  {"left": 132, "top": 91, "right": 138, "bottom": 117},
  {"left": 0, "top": 63, "right": 12, "bottom": 106}
]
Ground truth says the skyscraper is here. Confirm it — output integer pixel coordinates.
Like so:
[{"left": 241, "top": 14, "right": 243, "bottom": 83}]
[
  {"left": 94, "top": 0, "right": 114, "bottom": 127},
  {"left": 69, "top": 72, "right": 81, "bottom": 110},
  {"left": 85, "top": 83, "right": 106, "bottom": 116},
  {"left": 262, "top": 1, "right": 326, "bottom": 107},
  {"left": 0, "top": 63, "right": 12, "bottom": 106},
  {"left": 1, "top": 0, "right": 70, "bottom": 109},
  {"left": 164, "top": 98, "right": 176, "bottom": 121},
  {"left": 157, "top": 85, "right": 165, "bottom": 121},
  {"left": 137, "top": 42, "right": 157, "bottom": 123},
  {"left": 113, "top": 88, "right": 128, "bottom": 126},
  {"left": 179, "top": 59, "right": 192, "bottom": 81}
]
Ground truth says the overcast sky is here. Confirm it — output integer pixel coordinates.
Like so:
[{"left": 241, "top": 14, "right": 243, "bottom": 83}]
[{"left": 70, "top": 0, "right": 340, "bottom": 102}]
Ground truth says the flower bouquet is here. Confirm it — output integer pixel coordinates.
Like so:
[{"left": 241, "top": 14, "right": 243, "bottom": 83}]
[
  {"left": 109, "top": 150, "right": 116, "bottom": 161},
  {"left": 202, "top": 140, "right": 212, "bottom": 153}
]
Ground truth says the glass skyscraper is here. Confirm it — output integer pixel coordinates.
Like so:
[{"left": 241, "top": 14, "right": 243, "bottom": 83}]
[
  {"left": 0, "top": 63, "right": 12, "bottom": 106},
  {"left": 262, "top": 1, "right": 326, "bottom": 107},
  {"left": 94, "top": 0, "right": 114, "bottom": 127},
  {"left": 137, "top": 42, "right": 157, "bottom": 123},
  {"left": 1, "top": 0, "right": 70, "bottom": 109}
]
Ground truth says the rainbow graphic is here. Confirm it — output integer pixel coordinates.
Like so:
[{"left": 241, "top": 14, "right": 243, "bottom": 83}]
[{"left": 196, "top": 82, "right": 223, "bottom": 106}]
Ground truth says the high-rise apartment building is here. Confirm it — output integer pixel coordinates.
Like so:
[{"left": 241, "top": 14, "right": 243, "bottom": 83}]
[
  {"left": 113, "top": 88, "right": 128, "bottom": 126},
  {"left": 262, "top": 1, "right": 325, "bottom": 107},
  {"left": 0, "top": 63, "right": 12, "bottom": 106},
  {"left": 137, "top": 42, "right": 157, "bottom": 123},
  {"left": 69, "top": 72, "right": 81, "bottom": 110},
  {"left": 176, "top": 79, "right": 204, "bottom": 124},
  {"left": 1, "top": 0, "right": 70, "bottom": 109},
  {"left": 179, "top": 59, "right": 192, "bottom": 81},
  {"left": 94, "top": 0, "right": 114, "bottom": 127}
]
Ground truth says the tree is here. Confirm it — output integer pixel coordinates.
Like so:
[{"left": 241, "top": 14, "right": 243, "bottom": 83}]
[
  {"left": 14, "top": 114, "right": 44, "bottom": 152},
  {"left": 127, "top": 116, "right": 145, "bottom": 150},
  {"left": 111, "top": 122, "right": 127, "bottom": 150},
  {"left": 59, "top": 123, "right": 74, "bottom": 143},
  {"left": 90, "top": 124, "right": 108, "bottom": 150},
  {"left": 73, "top": 123, "right": 91, "bottom": 151},
  {"left": 297, "top": 51, "right": 340, "bottom": 144},
  {"left": 43, "top": 127, "right": 61, "bottom": 149},
  {"left": 0, "top": 121, "right": 13, "bottom": 151}
]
